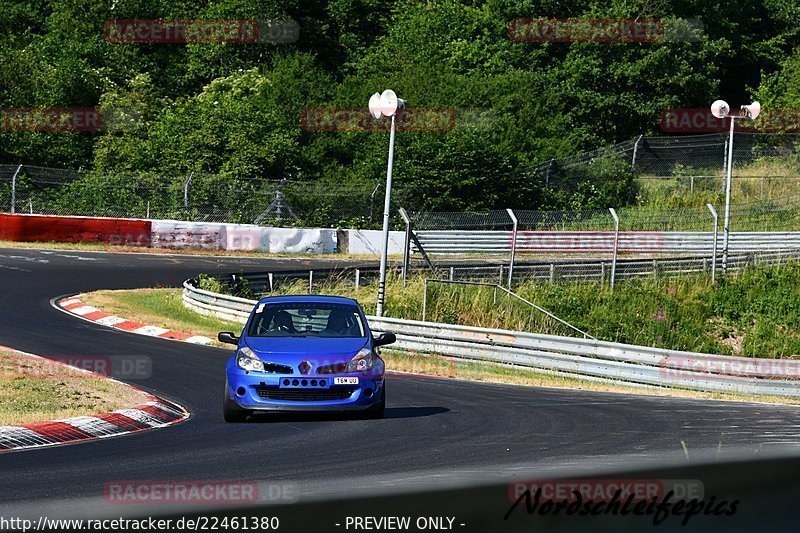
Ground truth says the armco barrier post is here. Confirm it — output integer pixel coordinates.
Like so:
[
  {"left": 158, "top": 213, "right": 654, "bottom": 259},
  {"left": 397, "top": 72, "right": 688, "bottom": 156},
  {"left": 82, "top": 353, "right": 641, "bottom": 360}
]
[
  {"left": 707, "top": 203, "right": 719, "bottom": 283},
  {"left": 609, "top": 208, "right": 620, "bottom": 290},
  {"left": 10, "top": 164, "right": 21, "bottom": 214},
  {"left": 506, "top": 208, "right": 518, "bottom": 288}
]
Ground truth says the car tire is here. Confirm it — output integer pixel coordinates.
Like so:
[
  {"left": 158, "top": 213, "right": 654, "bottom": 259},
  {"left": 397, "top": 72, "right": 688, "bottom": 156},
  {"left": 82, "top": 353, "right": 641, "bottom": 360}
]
[
  {"left": 223, "top": 379, "right": 250, "bottom": 423},
  {"left": 364, "top": 383, "right": 386, "bottom": 419}
]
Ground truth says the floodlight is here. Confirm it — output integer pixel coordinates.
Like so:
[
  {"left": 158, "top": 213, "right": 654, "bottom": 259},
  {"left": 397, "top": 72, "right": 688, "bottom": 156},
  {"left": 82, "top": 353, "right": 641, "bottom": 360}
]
[
  {"left": 368, "top": 92, "right": 382, "bottom": 119},
  {"left": 711, "top": 100, "right": 729, "bottom": 119},
  {"left": 742, "top": 101, "right": 760, "bottom": 120},
  {"left": 379, "top": 89, "right": 405, "bottom": 117}
]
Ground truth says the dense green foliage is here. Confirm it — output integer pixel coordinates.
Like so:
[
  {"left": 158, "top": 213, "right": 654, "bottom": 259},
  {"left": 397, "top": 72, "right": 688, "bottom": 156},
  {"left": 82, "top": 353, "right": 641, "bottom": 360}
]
[{"left": 1, "top": 1, "right": 798, "bottom": 212}]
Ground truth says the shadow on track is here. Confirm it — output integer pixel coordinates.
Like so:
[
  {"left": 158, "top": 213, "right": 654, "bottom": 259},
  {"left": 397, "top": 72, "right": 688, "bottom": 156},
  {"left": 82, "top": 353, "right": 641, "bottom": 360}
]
[{"left": 241, "top": 406, "right": 449, "bottom": 424}]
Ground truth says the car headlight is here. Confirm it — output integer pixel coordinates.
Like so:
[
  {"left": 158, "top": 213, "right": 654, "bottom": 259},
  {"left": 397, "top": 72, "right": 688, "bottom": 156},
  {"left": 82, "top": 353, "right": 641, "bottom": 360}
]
[
  {"left": 236, "top": 347, "right": 264, "bottom": 372},
  {"left": 346, "top": 348, "right": 376, "bottom": 373}
]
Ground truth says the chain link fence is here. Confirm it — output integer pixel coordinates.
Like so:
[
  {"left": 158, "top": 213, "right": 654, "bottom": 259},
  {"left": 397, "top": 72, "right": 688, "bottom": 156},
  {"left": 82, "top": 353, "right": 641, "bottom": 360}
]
[
  {"left": 2, "top": 133, "right": 800, "bottom": 227},
  {"left": 0, "top": 165, "right": 415, "bottom": 229},
  {"left": 403, "top": 195, "right": 800, "bottom": 285},
  {"left": 523, "top": 132, "right": 800, "bottom": 182}
]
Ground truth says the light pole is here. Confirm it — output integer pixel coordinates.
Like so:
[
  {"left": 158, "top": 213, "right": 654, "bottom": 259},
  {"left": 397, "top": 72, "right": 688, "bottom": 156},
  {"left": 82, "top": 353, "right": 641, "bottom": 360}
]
[
  {"left": 369, "top": 90, "right": 406, "bottom": 316},
  {"left": 710, "top": 99, "right": 760, "bottom": 274}
]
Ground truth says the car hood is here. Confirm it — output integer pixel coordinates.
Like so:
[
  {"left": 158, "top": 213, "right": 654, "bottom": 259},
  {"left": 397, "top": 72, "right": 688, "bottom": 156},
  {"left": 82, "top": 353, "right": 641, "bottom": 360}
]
[{"left": 244, "top": 336, "right": 369, "bottom": 363}]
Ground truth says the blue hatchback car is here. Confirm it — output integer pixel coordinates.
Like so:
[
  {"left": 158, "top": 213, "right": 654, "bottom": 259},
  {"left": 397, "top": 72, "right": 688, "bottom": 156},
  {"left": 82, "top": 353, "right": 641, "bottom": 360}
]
[{"left": 219, "top": 295, "right": 396, "bottom": 422}]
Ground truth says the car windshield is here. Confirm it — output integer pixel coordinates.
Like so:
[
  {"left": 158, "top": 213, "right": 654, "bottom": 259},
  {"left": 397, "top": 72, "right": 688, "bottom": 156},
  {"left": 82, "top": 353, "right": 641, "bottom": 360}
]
[{"left": 247, "top": 303, "right": 366, "bottom": 338}]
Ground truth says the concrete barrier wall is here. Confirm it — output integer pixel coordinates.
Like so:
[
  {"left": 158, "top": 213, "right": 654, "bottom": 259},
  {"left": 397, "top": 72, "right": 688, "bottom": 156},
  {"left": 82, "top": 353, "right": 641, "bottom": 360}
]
[
  {"left": 0, "top": 214, "right": 339, "bottom": 254},
  {"left": 150, "top": 220, "right": 337, "bottom": 253},
  {"left": 0, "top": 214, "right": 151, "bottom": 246},
  {"left": 338, "top": 229, "right": 405, "bottom": 255}
]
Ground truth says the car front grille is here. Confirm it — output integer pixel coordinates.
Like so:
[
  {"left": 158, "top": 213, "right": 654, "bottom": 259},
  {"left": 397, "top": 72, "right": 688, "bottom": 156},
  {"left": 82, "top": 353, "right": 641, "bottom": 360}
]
[{"left": 255, "top": 385, "right": 357, "bottom": 402}]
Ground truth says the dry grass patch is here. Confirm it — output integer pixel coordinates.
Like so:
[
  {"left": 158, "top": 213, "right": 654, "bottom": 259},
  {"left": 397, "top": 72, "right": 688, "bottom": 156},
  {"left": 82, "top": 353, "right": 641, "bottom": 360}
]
[{"left": 0, "top": 348, "right": 147, "bottom": 425}]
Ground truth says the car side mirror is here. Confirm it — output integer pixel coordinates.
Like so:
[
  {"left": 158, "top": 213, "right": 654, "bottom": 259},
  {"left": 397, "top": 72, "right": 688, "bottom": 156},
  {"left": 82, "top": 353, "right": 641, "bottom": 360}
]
[
  {"left": 218, "top": 332, "right": 239, "bottom": 345},
  {"left": 374, "top": 332, "right": 396, "bottom": 347}
]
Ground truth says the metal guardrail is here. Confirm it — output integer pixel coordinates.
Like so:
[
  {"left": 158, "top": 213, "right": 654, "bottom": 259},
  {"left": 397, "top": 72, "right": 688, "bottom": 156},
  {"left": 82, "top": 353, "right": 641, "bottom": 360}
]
[
  {"left": 183, "top": 279, "right": 800, "bottom": 398},
  {"left": 212, "top": 251, "right": 800, "bottom": 297},
  {"left": 412, "top": 230, "right": 800, "bottom": 255}
]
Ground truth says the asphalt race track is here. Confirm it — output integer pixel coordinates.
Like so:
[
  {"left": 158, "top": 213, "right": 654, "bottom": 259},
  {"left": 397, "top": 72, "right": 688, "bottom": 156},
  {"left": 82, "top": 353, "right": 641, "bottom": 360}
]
[{"left": 1, "top": 247, "right": 800, "bottom": 525}]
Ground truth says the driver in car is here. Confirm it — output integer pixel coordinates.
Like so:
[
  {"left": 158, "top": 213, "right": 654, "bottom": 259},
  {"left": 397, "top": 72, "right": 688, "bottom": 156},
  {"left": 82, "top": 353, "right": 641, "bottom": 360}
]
[{"left": 272, "top": 310, "right": 297, "bottom": 333}]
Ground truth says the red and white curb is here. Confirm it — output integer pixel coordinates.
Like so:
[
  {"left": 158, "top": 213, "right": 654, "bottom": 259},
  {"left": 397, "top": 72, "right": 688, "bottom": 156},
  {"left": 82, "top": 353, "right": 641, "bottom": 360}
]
[
  {"left": 0, "top": 346, "right": 189, "bottom": 453},
  {"left": 58, "top": 296, "right": 214, "bottom": 345}
]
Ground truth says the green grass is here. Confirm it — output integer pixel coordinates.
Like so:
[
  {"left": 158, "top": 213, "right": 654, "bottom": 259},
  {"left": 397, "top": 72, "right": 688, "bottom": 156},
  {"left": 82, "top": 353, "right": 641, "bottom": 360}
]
[
  {"left": 81, "top": 289, "right": 245, "bottom": 343},
  {"left": 637, "top": 159, "right": 800, "bottom": 209}
]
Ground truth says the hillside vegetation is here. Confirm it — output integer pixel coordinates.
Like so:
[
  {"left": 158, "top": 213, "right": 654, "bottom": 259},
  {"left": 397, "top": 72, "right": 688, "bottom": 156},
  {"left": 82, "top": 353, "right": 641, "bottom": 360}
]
[{"left": 1, "top": 1, "right": 799, "bottom": 212}]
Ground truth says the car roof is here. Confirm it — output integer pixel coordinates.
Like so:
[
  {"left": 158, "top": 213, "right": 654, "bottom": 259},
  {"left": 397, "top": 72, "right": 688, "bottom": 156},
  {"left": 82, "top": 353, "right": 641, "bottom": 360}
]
[{"left": 256, "top": 294, "right": 361, "bottom": 306}]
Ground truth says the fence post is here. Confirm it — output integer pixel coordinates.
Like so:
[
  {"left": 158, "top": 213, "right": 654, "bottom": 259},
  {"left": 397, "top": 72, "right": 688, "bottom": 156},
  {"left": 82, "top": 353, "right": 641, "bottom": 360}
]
[
  {"left": 268, "top": 273, "right": 274, "bottom": 292},
  {"left": 399, "top": 208, "right": 412, "bottom": 286},
  {"left": 183, "top": 171, "right": 194, "bottom": 216},
  {"left": 369, "top": 183, "right": 381, "bottom": 223},
  {"left": 549, "top": 263, "right": 555, "bottom": 283},
  {"left": 355, "top": 268, "right": 360, "bottom": 289},
  {"left": 10, "top": 164, "right": 21, "bottom": 214},
  {"left": 308, "top": 270, "right": 313, "bottom": 293},
  {"left": 422, "top": 278, "right": 428, "bottom": 322},
  {"left": 506, "top": 208, "right": 518, "bottom": 288},
  {"left": 609, "top": 208, "right": 620, "bottom": 290},
  {"left": 706, "top": 203, "right": 719, "bottom": 283},
  {"left": 721, "top": 138, "right": 728, "bottom": 195},
  {"left": 631, "top": 134, "right": 643, "bottom": 171}
]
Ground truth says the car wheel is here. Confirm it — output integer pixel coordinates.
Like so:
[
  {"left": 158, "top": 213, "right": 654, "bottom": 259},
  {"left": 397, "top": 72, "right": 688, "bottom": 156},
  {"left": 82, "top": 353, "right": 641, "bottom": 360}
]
[
  {"left": 223, "top": 379, "right": 250, "bottom": 423},
  {"left": 364, "top": 383, "right": 386, "bottom": 419}
]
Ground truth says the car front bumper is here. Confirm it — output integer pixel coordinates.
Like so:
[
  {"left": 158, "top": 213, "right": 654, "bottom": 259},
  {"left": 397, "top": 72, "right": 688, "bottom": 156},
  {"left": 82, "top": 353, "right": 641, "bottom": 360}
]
[{"left": 226, "top": 368, "right": 384, "bottom": 412}]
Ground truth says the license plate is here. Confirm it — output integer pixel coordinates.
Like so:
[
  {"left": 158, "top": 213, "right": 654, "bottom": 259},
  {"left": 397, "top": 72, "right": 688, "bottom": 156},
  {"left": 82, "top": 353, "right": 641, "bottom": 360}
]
[{"left": 334, "top": 377, "right": 359, "bottom": 385}]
